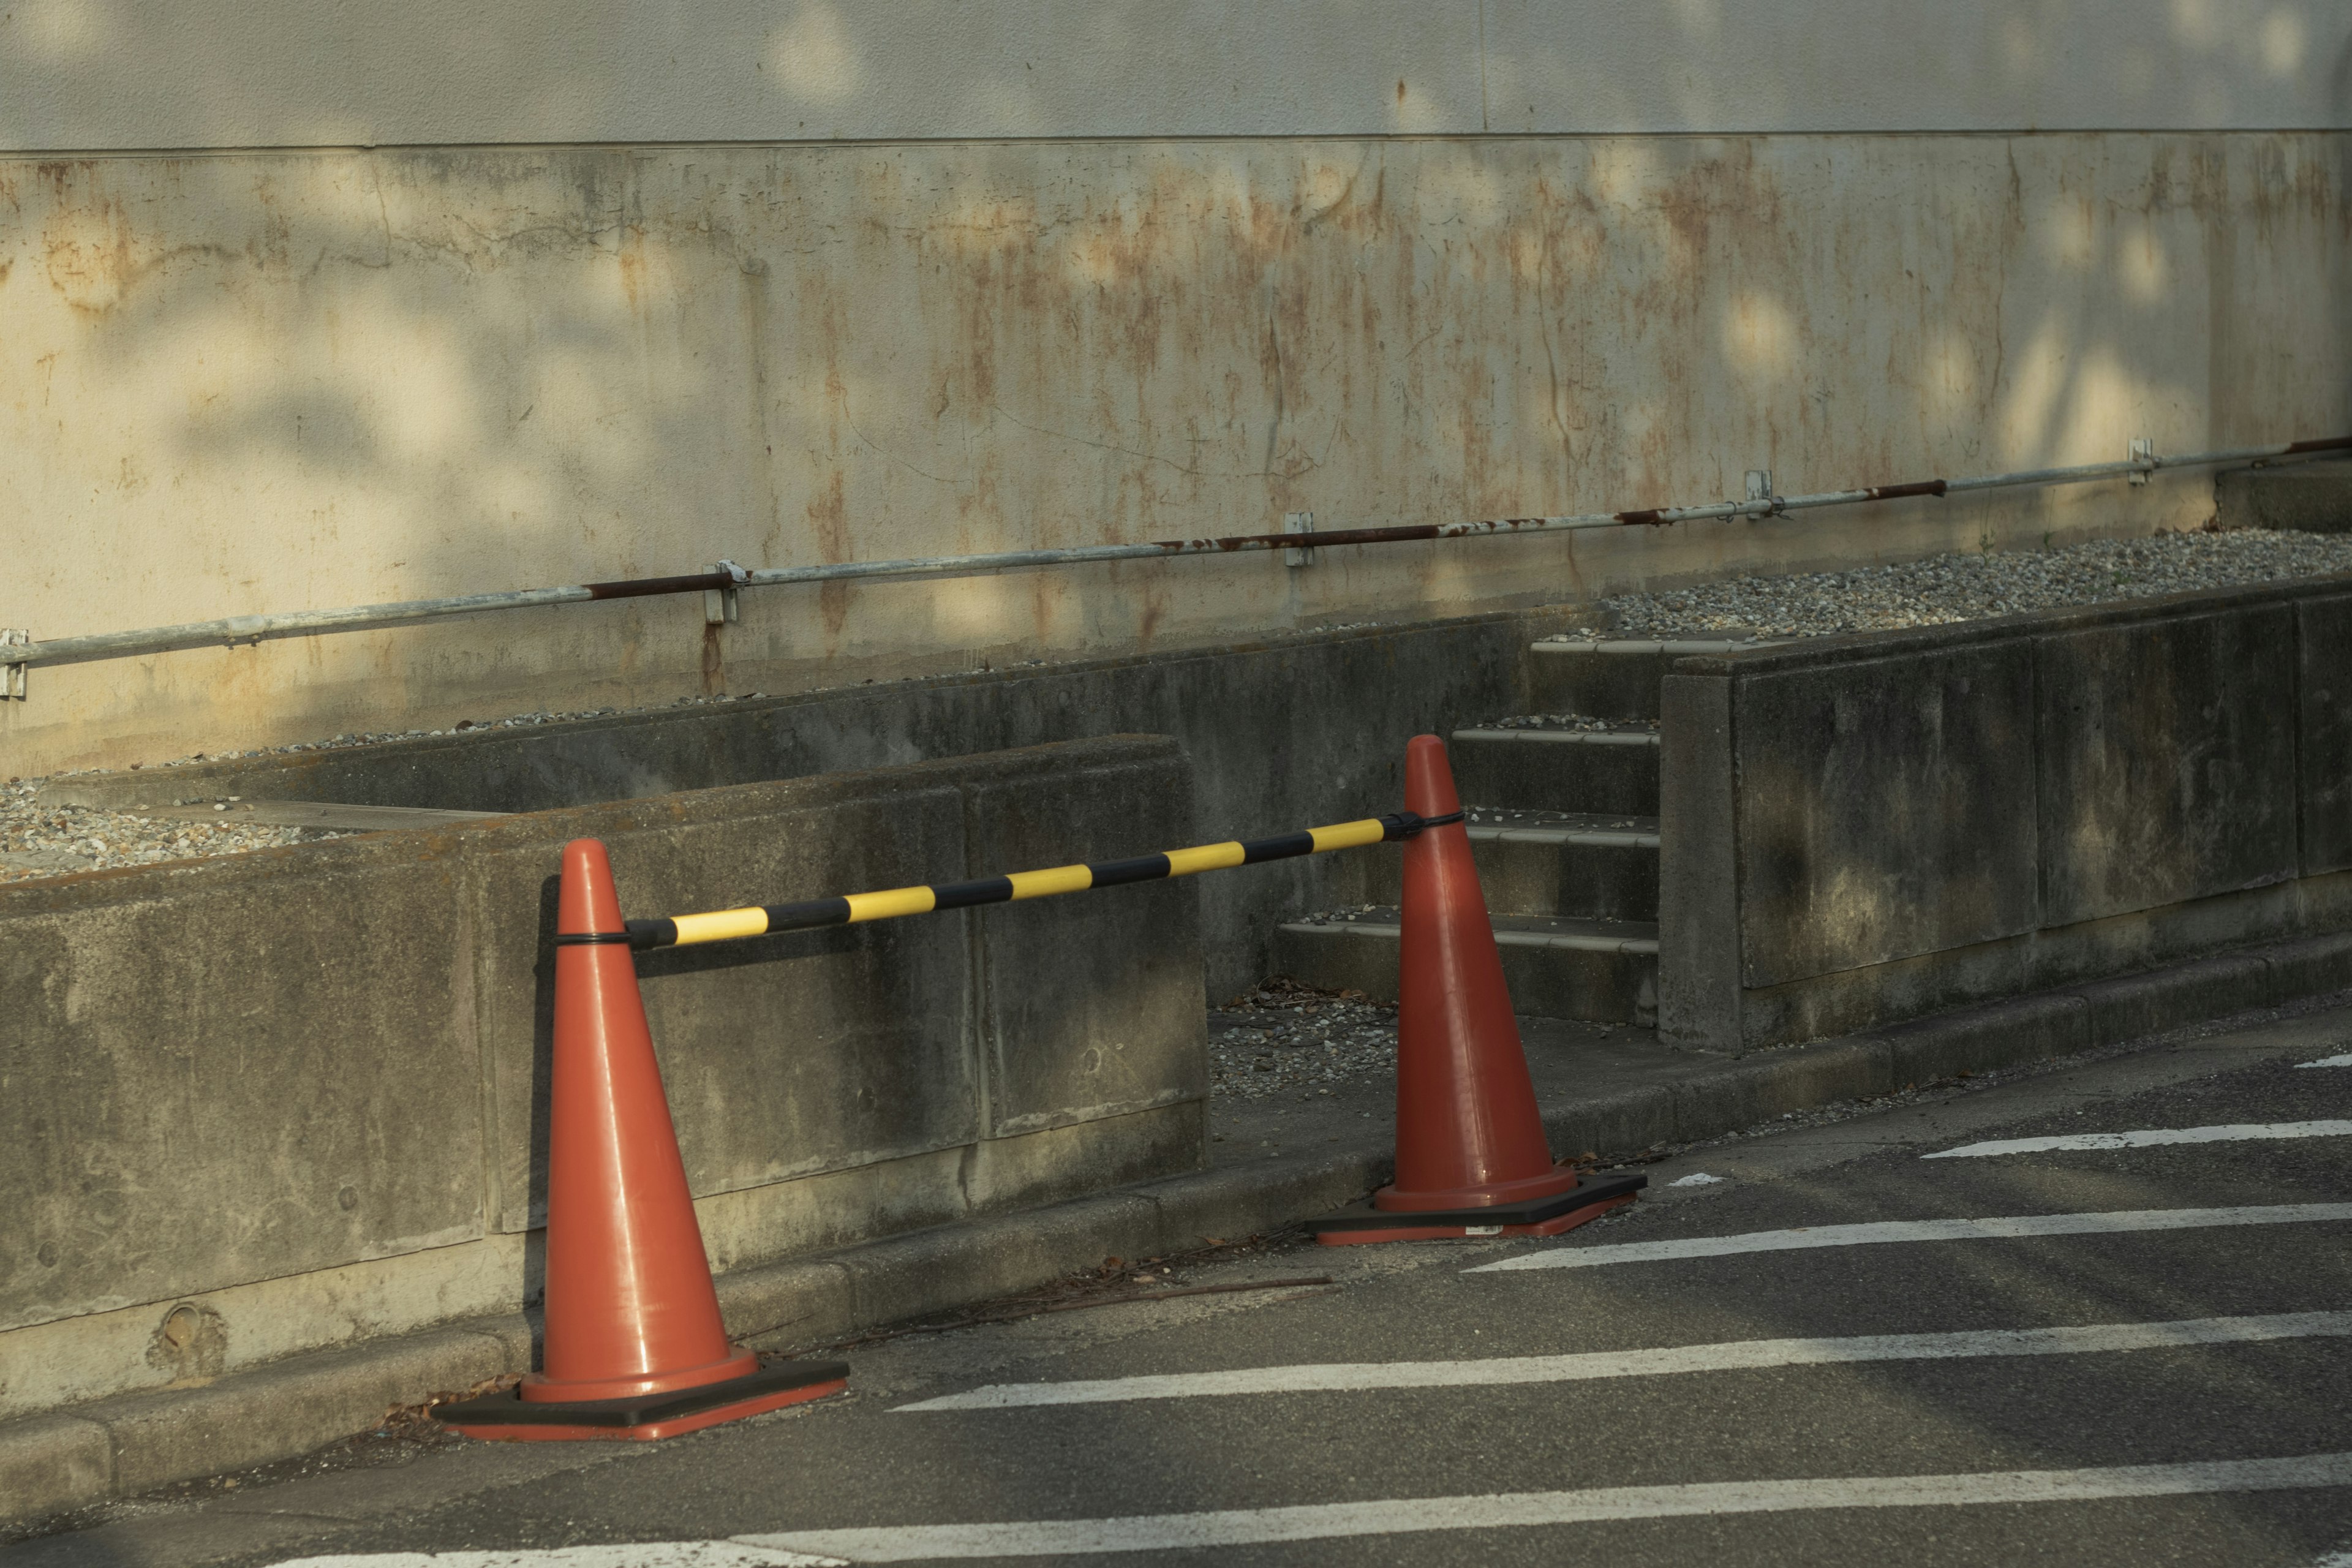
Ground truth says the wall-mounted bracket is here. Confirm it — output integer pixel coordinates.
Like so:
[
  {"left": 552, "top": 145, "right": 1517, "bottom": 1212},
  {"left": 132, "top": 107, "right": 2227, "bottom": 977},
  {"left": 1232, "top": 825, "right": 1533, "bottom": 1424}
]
[
  {"left": 704, "top": 560, "right": 748, "bottom": 625},
  {"left": 1283, "top": 511, "right": 1316, "bottom": 568},
  {"left": 1743, "top": 469, "right": 1780, "bottom": 518},
  {"left": 2, "top": 630, "right": 28, "bottom": 699},
  {"left": 2129, "top": 437, "right": 2155, "bottom": 486}
]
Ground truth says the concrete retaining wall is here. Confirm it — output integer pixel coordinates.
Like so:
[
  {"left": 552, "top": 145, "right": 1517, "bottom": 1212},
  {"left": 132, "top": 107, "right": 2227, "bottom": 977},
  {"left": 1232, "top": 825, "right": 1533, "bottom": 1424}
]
[
  {"left": 0, "top": 736, "right": 1205, "bottom": 1423},
  {"left": 44, "top": 613, "right": 1547, "bottom": 998},
  {"left": 1660, "top": 574, "right": 2352, "bottom": 1047}
]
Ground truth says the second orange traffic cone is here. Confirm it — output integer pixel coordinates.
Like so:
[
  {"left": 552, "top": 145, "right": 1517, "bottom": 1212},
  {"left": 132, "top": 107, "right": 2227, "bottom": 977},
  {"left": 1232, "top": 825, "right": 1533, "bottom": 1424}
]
[
  {"left": 437, "top": 839, "right": 846, "bottom": 1440},
  {"left": 1306, "top": 736, "right": 1645, "bottom": 1243}
]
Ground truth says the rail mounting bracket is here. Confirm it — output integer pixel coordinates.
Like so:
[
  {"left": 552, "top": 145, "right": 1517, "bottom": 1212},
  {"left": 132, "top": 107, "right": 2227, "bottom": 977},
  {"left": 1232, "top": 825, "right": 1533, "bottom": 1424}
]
[
  {"left": 2, "top": 629, "right": 27, "bottom": 700},
  {"left": 704, "top": 561, "right": 748, "bottom": 625},
  {"left": 1284, "top": 511, "right": 1316, "bottom": 568}
]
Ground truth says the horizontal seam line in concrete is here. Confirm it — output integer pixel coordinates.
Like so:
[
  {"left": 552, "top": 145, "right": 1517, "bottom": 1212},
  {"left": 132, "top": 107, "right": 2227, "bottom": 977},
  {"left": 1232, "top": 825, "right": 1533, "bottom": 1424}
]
[{"left": 9, "top": 129, "right": 2351, "bottom": 160}]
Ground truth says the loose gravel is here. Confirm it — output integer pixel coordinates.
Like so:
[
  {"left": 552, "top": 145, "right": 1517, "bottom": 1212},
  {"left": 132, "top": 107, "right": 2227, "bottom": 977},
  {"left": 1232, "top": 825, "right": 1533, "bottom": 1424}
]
[
  {"left": 0, "top": 780, "right": 337, "bottom": 884},
  {"left": 1485, "top": 714, "right": 1660, "bottom": 733},
  {"left": 1, "top": 694, "right": 760, "bottom": 886},
  {"left": 1575, "top": 527, "right": 2352, "bottom": 641},
  {"left": 1210, "top": 979, "right": 1398, "bottom": 1101}
]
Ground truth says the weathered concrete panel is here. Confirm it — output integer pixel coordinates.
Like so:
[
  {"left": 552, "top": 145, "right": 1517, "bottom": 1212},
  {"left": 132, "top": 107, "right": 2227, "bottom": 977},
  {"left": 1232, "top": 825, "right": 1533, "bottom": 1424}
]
[
  {"left": 1662, "top": 577, "right": 2352, "bottom": 1049},
  {"left": 2297, "top": 593, "right": 2352, "bottom": 875},
  {"left": 2216, "top": 459, "right": 2352, "bottom": 533},
  {"left": 0, "top": 736, "right": 1204, "bottom": 1417},
  {"left": 9, "top": 4, "right": 2348, "bottom": 151},
  {"left": 960, "top": 744, "right": 1207, "bottom": 1140},
  {"left": 1735, "top": 644, "right": 2038, "bottom": 989},
  {"left": 2037, "top": 608, "right": 2299, "bottom": 926},
  {"left": 0, "top": 848, "right": 487, "bottom": 1334},
  {"left": 466, "top": 782, "right": 983, "bottom": 1235},
  {"left": 1657, "top": 671, "right": 1738, "bottom": 1048}
]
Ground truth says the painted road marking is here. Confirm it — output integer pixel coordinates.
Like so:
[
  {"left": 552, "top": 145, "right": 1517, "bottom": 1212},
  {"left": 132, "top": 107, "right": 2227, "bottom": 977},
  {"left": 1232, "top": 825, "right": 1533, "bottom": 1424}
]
[
  {"left": 277, "top": 1545, "right": 847, "bottom": 1566},
  {"left": 1465, "top": 1203, "right": 2352, "bottom": 1273},
  {"left": 740, "top": 1453, "right": 2352, "bottom": 1561},
  {"left": 894, "top": 1311, "right": 2352, "bottom": 1412},
  {"left": 2299, "top": 1054, "right": 2352, "bottom": 1069},
  {"left": 1924, "top": 1121, "right": 2352, "bottom": 1159}
]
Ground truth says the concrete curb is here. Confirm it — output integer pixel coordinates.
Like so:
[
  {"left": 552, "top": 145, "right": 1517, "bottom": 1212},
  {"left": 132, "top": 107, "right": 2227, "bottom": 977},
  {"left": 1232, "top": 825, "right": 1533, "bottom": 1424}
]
[{"left": 10, "top": 929, "right": 2352, "bottom": 1529}]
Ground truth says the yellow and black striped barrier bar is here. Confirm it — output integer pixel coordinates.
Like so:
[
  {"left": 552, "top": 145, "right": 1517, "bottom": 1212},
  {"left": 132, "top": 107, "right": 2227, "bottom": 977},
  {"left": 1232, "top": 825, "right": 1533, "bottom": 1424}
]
[{"left": 620, "top": 809, "right": 1462, "bottom": 951}]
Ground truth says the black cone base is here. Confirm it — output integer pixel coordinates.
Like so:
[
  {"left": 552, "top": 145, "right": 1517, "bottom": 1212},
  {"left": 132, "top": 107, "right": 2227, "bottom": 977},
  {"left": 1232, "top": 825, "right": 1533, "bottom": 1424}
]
[
  {"left": 435, "top": 1357, "right": 849, "bottom": 1442},
  {"left": 1305, "top": 1171, "right": 1646, "bottom": 1242}
]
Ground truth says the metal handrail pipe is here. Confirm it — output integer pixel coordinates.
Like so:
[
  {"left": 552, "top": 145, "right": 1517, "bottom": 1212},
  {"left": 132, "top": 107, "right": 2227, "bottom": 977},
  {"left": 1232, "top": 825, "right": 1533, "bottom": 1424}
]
[{"left": 12, "top": 432, "right": 2348, "bottom": 675}]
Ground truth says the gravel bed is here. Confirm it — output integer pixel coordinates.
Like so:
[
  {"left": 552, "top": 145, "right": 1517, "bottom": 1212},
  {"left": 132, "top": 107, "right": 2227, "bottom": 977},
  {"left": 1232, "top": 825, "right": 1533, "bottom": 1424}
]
[
  {"left": 1, "top": 693, "right": 763, "bottom": 886},
  {"left": 1209, "top": 979, "right": 1398, "bottom": 1101},
  {"left": 0, "top": 781, "right": 339, "bottom": 884},
  {"left": 1572, "top": 528, "right": 2352, "bottom": 641},
  {"left": 1485, "top": 714, "right": 1659, "bottom": 732}
]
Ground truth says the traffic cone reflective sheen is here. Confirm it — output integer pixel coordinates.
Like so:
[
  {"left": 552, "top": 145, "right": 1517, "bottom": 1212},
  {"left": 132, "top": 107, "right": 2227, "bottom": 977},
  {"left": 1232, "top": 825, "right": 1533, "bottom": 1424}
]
[
  {"left": 436, "top": 839, "right": 845, "bottom": 1440},
  {"left": 1306, "top": 736, "right": 1645, "bottom": 1243}
]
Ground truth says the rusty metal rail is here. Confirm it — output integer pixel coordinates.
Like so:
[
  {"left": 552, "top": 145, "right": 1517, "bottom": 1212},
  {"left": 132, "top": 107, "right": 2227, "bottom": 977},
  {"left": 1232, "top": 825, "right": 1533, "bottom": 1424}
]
[{"left": 6, "top": 432, "right": 2348, "bottom": 696}]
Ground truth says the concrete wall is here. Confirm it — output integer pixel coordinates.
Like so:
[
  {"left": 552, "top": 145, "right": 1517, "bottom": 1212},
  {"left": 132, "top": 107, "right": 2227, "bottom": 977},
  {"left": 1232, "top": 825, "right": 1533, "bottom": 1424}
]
[
  {"left": 2, "top": 8, "right": 2347, "bottom": 778},
  {"left": 0, "top": 736, "right": 1204, "bottom": 1422},
  {"left": 1659, "top": 575, "right": 2352, "bottom": 1047},
  {"left": 43, "top": 612, "right": 1545, "bottom": 998}
]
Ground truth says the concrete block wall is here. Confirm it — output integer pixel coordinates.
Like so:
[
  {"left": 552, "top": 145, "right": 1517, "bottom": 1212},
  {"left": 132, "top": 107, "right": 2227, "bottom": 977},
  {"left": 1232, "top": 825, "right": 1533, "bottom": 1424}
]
[
  {"left": 0, "top": 736, "right": 1204, "bottom": 1423},
  {"left": 1660, "top": 574, "right": 2352, "bottom": 1047}
]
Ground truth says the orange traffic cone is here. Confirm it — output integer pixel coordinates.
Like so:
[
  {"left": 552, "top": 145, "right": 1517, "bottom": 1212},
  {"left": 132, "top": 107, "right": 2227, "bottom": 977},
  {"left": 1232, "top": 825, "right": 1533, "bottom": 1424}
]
[
  {"left": 1306, "top": 736, "right": 1644, "bottom": 1243},
  {"left": 437, "top": 839, "right": 846, "bottom": 1440}
]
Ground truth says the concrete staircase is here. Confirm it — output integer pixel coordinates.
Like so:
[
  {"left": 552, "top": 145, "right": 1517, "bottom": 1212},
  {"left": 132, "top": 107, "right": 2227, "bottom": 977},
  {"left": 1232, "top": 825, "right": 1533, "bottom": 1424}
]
[{"left": 1273, "top": 636, "right": 1769, "bottom": 1026}]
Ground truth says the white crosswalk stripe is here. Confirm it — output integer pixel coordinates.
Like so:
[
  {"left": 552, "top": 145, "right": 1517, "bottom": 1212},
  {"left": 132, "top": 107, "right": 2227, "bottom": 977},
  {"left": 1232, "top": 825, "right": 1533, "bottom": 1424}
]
[
  {"left": 738, "top": 1453, "right": 2352, "bottom": 1561},
  {"left": 1466, "top": 1202, "right": 2352, "bottom": 1272},
  {"left": 894, "top": 1311, "right": 2352, "bottom": 1412},
  {"left": 1924, "top": 1121, "right": 2352, "bottom": 1158},
  {"left": 2299, "top": 1054, "right": 2352, "bottom": 1068},
  {"left": 276, "top": 1545, "right": 847, "bottom": 1567}
]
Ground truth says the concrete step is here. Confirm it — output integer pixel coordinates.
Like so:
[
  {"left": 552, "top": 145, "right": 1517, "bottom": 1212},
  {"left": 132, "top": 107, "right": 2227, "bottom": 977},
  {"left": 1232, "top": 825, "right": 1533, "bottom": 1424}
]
[
  {"left": 1451, "top": 725, "right": 1660, "bottom": 816},
  {"left": 1356, "top": 810, "right": 1659, "bottom": 921},
  {"left": 1529, "top": 636, "right": 1784, "bottom": 720},
  {"left": 1274, "top": 908, "right": 1659, "bottom": 1023}
]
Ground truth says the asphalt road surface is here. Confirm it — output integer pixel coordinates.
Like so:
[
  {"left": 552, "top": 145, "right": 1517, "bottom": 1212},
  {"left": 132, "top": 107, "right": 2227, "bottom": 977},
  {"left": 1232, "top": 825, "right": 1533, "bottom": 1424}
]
[{"left": 20, "top": 1007, "right": 2352, "bottom": 1567}]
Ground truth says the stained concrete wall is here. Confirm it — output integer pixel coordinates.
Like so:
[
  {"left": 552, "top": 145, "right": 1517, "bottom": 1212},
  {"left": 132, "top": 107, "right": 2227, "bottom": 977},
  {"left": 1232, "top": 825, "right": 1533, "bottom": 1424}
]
[
  {"left": 1659, "top": 575, "right": 2352, "bottom": 1047},
  {"left": 2, "top": 7, "right": 2348, "bottom": 777},
  {"left": 2, "top": 129, "right": 2346, "bottom": 776},
  {"left": 0, "top": 735, "right": 1204, "bottom": 1422}
]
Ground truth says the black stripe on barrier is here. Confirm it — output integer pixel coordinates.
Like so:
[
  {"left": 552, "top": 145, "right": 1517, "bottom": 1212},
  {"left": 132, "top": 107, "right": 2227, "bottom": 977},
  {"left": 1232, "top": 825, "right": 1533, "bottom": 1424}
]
[
  {"left": 1241, "top": 831, "right": 1316, "bottom": 863},
  {"left": 1084, "top": 853, "right": 1176, "bottom": 886},
  {"left": 761, "top": 897, "right": 853, "bottom": 934},
  {"left": 932, "top": 876, "right": 1017, "bottom": 910},
  {"left": 624, "top": 919, "right": 679, "bottom": 949}
]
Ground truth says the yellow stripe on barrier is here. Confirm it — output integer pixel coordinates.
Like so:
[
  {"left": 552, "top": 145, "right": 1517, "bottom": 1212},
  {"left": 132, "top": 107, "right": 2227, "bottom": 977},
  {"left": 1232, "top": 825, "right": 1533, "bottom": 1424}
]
[
  {"left": 1006, "top": 864, "right": 1095, "bottom": 900},
  {"left": 671, "top": 908, "right": 772, "bottom": 946},
  {"left": 845, "top": 886, "right": 939, "bottom": 924},
  {"left": 1164, "top": 841, "right": 1248, "bottom": 877},
  {"left": 1309, "top": 819, "right": 1388, "bottom": 853}
]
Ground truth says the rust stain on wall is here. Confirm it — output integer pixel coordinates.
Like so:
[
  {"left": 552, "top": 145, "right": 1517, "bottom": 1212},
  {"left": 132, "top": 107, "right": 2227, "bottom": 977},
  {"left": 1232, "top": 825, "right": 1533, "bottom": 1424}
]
[{"left": 2, "top": 134, "right": 2345, "bottom": 773}]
